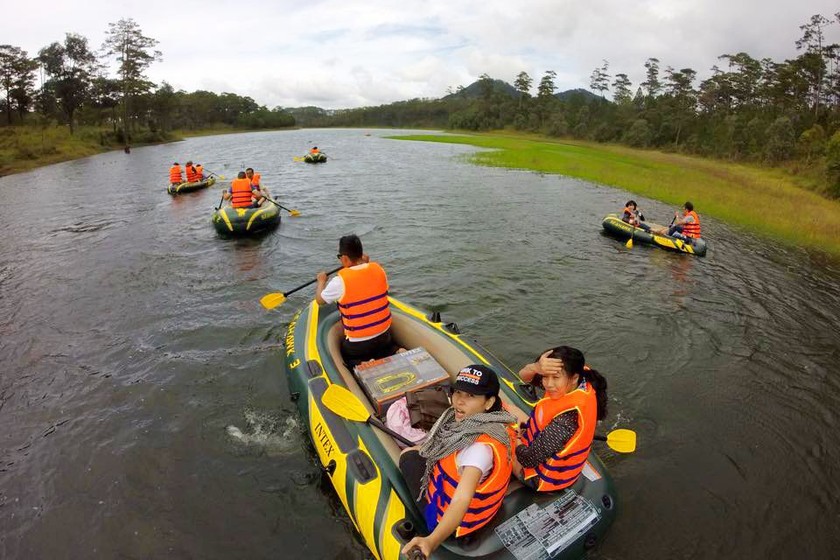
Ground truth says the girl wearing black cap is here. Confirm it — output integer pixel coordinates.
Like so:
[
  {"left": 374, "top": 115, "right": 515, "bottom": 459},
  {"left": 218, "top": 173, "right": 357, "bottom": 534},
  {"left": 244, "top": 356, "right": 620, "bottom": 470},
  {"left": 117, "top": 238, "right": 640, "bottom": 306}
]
[
  {"left": 514, "top": 346, "right": 608, "bottom": 492},
  {"left": 400, "top": 364, "right": 516, "bottom": 557}
]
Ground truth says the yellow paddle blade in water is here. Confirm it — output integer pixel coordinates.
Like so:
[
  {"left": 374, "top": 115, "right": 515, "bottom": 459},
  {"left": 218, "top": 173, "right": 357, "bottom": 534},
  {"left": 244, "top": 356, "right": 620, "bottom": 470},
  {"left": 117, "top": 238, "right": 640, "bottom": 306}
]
[
  {"left": 605, "top": 428, "right": 636, "bottom": 453},
  {"left": 625, "top": 237, "right": 634, "bottom": 249},
  {"left": 322, "top": 384, "right": 371, "bottom": 422},
  {"left": 292, "top": 156, "right": 305, "bottom": 162},
  {"left": 259, "top": 292, "right": 287, "bottom": 310},
  {"left": 289, "top": 209, "right": 301, "bottom": 217}
]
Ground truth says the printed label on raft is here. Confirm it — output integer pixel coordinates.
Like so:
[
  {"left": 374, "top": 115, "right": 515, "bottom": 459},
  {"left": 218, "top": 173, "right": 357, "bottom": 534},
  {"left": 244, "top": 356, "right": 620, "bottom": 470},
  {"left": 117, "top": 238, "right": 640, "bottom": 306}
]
[
  {"left": 495, "top": 492, "right": 600, "bottom": 559},
  {"left": 495, "top": 509, "right": 550, "bottom": 560}
]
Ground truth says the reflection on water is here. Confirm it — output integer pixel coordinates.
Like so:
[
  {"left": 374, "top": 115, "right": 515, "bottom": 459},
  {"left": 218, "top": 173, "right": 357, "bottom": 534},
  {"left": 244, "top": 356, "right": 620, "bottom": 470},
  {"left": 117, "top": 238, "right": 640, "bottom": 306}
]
[{"left": 1, "top": 129, "right": 839, "bottom": 559}]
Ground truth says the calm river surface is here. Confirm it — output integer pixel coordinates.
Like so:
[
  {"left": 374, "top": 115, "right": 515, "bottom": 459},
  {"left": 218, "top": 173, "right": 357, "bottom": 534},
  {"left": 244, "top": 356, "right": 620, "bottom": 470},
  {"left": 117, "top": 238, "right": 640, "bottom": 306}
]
[{"left": 1, "top": 129, "right": 839, "bottom": 559}]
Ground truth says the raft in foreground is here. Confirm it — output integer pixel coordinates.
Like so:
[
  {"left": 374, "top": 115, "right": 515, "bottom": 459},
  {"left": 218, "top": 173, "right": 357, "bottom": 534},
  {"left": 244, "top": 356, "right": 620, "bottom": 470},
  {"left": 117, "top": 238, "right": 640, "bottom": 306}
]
[
  {"left": 212, "top": 201, "right": 280, "bottom": 235},
  {"left": 602, "top": 213, "right": 707, "bottom": 256},
  {"left": 282, "top": 297, "right": 617, "bottom": 559},
  {"left": 167, "top": 176, "right": 216, "bottom": 195}
]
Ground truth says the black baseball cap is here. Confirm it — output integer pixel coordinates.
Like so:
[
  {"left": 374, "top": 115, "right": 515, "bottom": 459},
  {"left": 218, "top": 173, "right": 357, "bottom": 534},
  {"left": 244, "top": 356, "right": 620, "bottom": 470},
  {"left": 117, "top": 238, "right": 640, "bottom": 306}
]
[{"left": 452, "top": 364, "right": 500, "bottom": 397}]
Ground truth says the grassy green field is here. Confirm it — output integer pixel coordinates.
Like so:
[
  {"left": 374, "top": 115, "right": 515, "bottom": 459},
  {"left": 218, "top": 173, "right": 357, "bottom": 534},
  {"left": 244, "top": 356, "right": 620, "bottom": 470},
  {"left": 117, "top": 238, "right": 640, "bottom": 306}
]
[
  {"left": 390, "top": 132, "right": 840, "bottom": 258},
  {"left": 0, "top": 125, "right": 294, "bottom": 177},
  {"left": 0, "top": 125, "right": 114, "bottom": 176}
]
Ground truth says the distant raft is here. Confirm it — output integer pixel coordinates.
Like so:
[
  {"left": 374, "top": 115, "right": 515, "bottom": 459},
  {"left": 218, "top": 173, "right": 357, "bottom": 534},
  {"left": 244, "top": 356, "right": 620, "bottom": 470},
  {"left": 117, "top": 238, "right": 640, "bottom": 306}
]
[
  {"left": 167, "top": 176, "right": 216, "bottom": 195},
  {"left": 212, "top": 201, "right": 280, "bottom": 236},
  {"left": 601, "top": 214, "right": 707, "bottom": 256},
  {"left": 303, "top": 152, "right": 327, "bottom": 163}
]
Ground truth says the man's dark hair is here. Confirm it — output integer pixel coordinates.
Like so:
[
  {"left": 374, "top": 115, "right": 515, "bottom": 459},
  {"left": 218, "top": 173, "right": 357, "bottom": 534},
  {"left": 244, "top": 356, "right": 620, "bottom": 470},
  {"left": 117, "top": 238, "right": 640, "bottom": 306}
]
[
  {"left": 684, "top": 201, "right": 694, "bottom": 211},
  {"left": 237, "top": 171, "right": 247, "bottom": 179},
  {"left": 339, "top": 234, "right": 364, "bottom": 260}
]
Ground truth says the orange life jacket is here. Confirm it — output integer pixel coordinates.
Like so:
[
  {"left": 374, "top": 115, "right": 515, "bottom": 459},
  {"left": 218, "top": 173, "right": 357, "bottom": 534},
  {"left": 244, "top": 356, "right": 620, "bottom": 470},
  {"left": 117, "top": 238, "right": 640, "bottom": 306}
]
[
  {"left": 337, "top": 263, "right": 391, "bottom": 339},
  {"left": 195, "top": 165, "right": 203, "bottom": 179},
  {"left": 622, "top": 207, "right": 638, "bottom": 226},
  {"left": 249, "top": 173, "right": 261, "bottom": 187},
  {"left": 169, "top": 165, "right": 183, "bottom": 184},
  {"left": 426, "top": 434, "right": 512, "bottom": 538},
  {"left": 310, "top": 148, "right": 319, "bottom": 154},
  {"left": 185, "top": 165, "right": 198, "bottom": 183},
  {"left": 682, "top": 210, "right": 701, "bottom": 238},
  {"left": 521, "top": 380, "right": 597, "bottom": 492},
  {"left": 230, "top": 178, "right": 254, "bottom": 208}
]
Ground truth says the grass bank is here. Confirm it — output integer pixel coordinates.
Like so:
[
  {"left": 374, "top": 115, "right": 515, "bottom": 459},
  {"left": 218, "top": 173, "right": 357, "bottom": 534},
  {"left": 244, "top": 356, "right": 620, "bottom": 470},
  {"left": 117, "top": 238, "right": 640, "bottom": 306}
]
[
  {"left": 390, "top": 132, "right": 840, "bottom": 258},
  {"left": 0, "top": 125, "right": 296, "bottom": 177}
]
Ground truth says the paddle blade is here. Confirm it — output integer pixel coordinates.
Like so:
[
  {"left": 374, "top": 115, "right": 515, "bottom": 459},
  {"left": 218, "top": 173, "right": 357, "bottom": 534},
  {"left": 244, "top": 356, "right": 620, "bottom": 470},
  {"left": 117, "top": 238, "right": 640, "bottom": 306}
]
[
  {"left": 289, "top": 209, "right": 301, "bottom": 217},
  {"left": 292, "top": 156, "right": 304, "bottom": 162},
  {"left": 625, "top": 237, "right": 633, "bottom": 249},
  {"left": 260, "top": 292, "right": 287, "bottom": 310},
  {"left": 606, "top": 429, "right": 636, "bottom": 453},
  {"left": 322, "top": 384, "right": 372, "bottom": 423}
]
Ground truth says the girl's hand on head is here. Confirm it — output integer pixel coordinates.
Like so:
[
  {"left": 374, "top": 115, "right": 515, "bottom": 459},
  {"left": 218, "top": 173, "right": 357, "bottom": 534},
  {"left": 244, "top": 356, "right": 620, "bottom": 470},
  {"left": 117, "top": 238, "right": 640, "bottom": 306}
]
[{"left": 538, "top": 351, "right": 564, "bottom": 375}]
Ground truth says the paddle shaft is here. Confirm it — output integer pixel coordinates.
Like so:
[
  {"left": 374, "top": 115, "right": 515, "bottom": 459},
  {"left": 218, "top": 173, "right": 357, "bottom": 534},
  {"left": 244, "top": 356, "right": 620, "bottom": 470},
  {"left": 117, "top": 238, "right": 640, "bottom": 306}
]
[
  {"left": 266, "top": 198, "right": 296, "bottom": 213},
  {"left": 284, "top": 266, "right": 343, "bottom": 298},
  {"left": 368, "top": 416, "right": 415, "bottom": 446}
]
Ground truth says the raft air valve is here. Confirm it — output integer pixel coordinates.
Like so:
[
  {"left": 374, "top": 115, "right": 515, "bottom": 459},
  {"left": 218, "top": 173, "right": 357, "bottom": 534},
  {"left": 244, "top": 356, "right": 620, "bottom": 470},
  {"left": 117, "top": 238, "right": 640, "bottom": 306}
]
[{"left": 395, "top": 519, "right": 417, "bottom": 541}]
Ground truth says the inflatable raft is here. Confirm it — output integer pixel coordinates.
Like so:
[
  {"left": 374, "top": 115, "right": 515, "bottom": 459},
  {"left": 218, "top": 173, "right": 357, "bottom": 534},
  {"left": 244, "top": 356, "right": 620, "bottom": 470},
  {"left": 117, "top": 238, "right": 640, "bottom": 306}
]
[
  {"left": 212, "top": 200, "right": 280, "bottom": 236},
  {"left": 282, "top": 297, "right": 617, "bottom": 559},
  {"left": 167, "top": 176, "right": 216, "bottom": 195},
  {"left": 602, "top": 213, "right": 707, "bottom": 256},
  {"left": 303, "top": 152, "right": 327, "bottom": 163}
]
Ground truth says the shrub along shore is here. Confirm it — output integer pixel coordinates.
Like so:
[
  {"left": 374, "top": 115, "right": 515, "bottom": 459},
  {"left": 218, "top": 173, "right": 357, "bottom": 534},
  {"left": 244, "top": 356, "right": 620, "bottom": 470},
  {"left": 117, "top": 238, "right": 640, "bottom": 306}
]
[{"left": 391, "top": 132, "right": 840, "bottom": 259}]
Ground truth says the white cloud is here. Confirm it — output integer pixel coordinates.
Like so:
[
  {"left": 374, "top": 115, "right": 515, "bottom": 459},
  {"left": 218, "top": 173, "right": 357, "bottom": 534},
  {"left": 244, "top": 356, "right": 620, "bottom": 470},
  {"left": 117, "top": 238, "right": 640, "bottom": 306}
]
[{"left": 6, "top": 0, "right": 840, "bottom": 109}]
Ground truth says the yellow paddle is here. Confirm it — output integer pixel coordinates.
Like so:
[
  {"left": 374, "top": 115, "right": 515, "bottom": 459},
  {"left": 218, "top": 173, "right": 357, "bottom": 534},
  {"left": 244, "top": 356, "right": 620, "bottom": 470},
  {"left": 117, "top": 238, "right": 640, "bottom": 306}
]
[
  {"left": 625, "top": 227, "right": 634, "bottom": 249},
  {"left": 259, "top": 265, "right": 342, "bottom": 310},
  {"left": 594, "top": 428, "right": 636, "bottom": 453},
  {"left": 292, "top": 156, "right": 305, "bottom": 162},
  {"left": 321, "top": 384, "right": 416, "bottom": 446}
]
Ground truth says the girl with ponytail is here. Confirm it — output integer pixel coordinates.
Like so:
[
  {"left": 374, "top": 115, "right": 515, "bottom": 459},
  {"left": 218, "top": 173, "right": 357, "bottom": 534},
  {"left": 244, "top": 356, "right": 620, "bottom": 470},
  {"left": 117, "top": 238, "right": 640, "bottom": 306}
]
[{"left": 513, "top": 346, "right": 608, "bottom": 492}]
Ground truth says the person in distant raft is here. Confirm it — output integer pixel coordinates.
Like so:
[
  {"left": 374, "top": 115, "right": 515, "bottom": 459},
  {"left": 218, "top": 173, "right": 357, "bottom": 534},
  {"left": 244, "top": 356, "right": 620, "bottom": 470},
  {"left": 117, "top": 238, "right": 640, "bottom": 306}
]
[
  {"left": 309, "top": 146, "right": 320, "bottom": 154},
  {"left": 222, "top": 171, "right": 267, "bottom": 208},
  {"left": 169, "top": 162, "right": 183, "bottom": 186},
  {"left": 512, "top": 346, "right": 608, "bottom": 492},
  {"left": 399, "top": 365, "right": 516, "bottom": 557},
  {"left": 245, "top": 167, "right": 271, "bottom": 199},
  {"left": 660, "top": 201, "right": 702, "bottom": 242},
  {"left": 184, "top": 161, "right": 198, "bottom": 183},
  {"left": 315, "top": 234, "right": 397, "bottom": 369},
  {"left": 621, "top": 200, "right": 651, "bottom": 232},
  {"left": 195, "top": 163, "right": 204, "bottom": 181}
]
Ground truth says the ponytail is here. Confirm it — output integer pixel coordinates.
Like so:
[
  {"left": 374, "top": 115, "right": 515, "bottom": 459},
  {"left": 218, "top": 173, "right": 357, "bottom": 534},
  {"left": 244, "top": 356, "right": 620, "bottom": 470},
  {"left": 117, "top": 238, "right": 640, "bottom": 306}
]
[
  {"left": 540, "top": 346, "right": 609, "bottom": 420},
  {"left": 581, "top": 367, "right": 608, "bottom": 420}
]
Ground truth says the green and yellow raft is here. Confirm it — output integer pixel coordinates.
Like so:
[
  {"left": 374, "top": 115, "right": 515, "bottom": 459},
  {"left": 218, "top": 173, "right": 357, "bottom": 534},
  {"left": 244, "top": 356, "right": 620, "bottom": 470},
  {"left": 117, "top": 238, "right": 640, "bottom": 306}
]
[
  {"left": 212, "top": 201, "right": 280, "bottom": 236},
  {"left": 303, "top": 152, "right": 328, "bottom": 163},
  {"left": 282, "top": 297, "right": 617, "bottom": 559},
  {"left": 602, "top": 213, "right": 707, "bottom": 256},
  {"left": 167, "top": 176, "right": 216, "bottom": 195}
]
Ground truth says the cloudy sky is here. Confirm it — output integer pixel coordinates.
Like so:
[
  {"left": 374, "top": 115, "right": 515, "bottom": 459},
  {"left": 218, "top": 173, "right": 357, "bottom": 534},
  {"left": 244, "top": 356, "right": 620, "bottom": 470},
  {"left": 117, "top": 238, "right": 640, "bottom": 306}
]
[{"left": 5, "top": 0, "right": 840, "bottom": 110}]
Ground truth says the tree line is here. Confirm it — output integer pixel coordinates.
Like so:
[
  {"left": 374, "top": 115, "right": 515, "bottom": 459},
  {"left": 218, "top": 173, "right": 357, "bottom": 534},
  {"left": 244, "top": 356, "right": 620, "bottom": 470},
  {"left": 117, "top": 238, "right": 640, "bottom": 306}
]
[
  {"left": 296, "top": 13, "right": 840, "bottom": 197},
  {"left": 0, "top": 18, "right": 294, "bottom": 145}
]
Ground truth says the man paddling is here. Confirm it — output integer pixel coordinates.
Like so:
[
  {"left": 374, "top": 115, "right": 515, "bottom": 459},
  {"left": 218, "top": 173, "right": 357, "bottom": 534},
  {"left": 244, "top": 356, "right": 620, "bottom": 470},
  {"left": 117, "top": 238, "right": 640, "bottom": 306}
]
[{"left": 315, "top": 235, "right": 397, "bottom": 369}]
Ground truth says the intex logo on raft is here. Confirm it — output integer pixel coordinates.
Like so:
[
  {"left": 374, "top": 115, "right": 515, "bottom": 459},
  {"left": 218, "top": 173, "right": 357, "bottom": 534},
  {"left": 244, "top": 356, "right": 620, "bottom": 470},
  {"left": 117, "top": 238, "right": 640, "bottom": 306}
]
[
  {"left": 314, "top": 421, "right": 335, "bottom": 457},
  {"left": 457, "top": 367, "right": 483, "bottom": 385}
]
